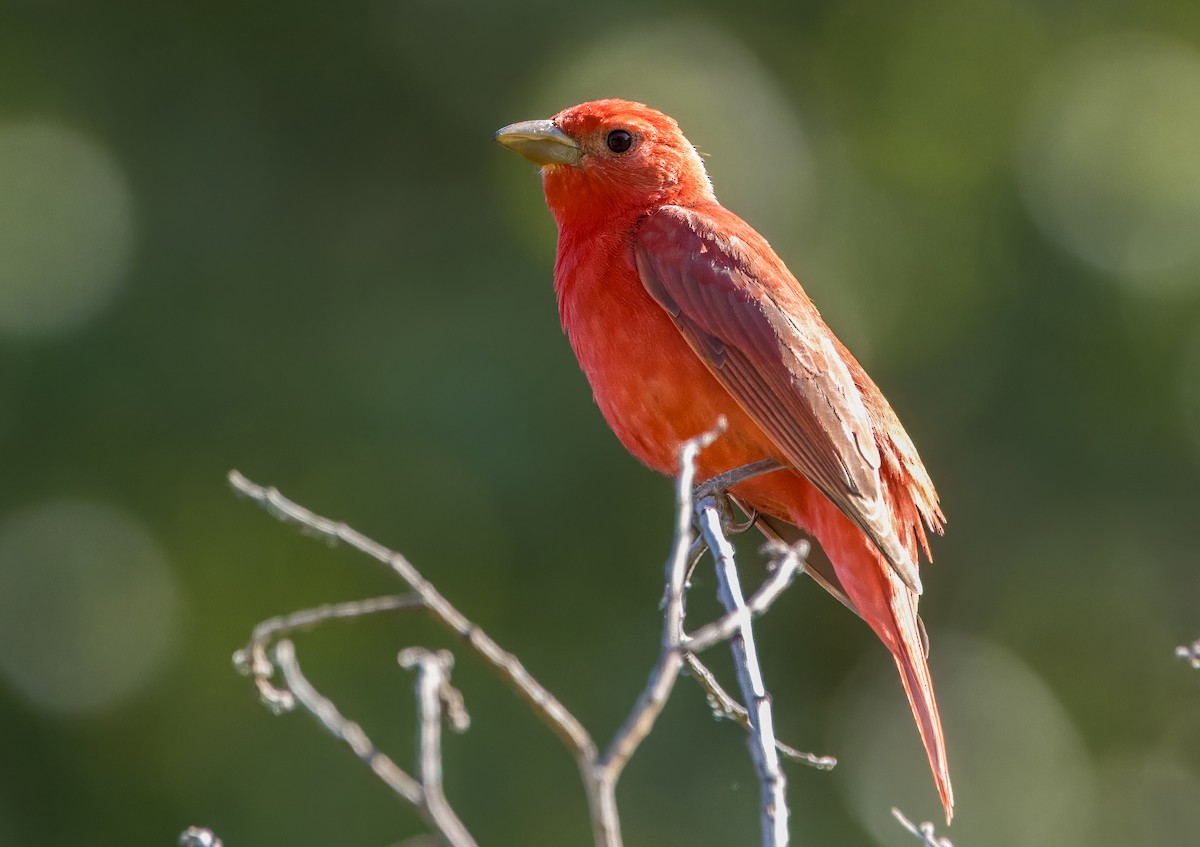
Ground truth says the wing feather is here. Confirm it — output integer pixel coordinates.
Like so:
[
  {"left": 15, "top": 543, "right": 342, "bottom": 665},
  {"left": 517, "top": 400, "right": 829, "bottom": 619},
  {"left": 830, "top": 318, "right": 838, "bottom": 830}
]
[{"left": 635, "top": 205, "right": 923, "bottom": 592}]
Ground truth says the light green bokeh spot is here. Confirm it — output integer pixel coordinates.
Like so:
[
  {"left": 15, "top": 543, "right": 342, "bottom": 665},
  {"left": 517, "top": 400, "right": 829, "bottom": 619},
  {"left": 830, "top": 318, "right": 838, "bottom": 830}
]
[
  {"left": 0, "top": 499, "right": 179, "bottom": 714},
  {"left": 0, "top": 122, "right": 135, "bottom": 339}
]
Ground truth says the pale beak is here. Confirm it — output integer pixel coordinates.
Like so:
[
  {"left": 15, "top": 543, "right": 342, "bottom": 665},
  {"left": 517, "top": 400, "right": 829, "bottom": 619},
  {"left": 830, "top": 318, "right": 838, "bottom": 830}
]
[{"left": 494, "top": 119, "right": 582, "bottom": 166}]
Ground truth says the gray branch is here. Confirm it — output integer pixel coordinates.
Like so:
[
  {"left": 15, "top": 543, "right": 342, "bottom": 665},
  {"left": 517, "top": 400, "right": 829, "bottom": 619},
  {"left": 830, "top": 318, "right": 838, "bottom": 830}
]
[
  {"left": 1176, "top": 638, "right": 1200, "bottom": 668},
  {"left": 233, "top": 594, "right": 424, "bottom": 713},
  {"left": 179, "top": 827, "right": 223, "bottom": 847},
  {"left": 215, "top": 420, "right": 820, "bottom": 847},
  {"left": 683, "top": 653, "right": 836, "bottom": 770},
  {"left": 697, "top": 496, "right": 788, "bottom": 846},
  {"left": 686, "top": 539, "right": 806, "bottom": 653},
  {"left": 273, "top": 639, "right": 427, "bottom": 811},
  {"left": 228, "top": 470, "right": 597, "bottom": 764},
  {"left": 892, "top": 807, "right": 955, "bottom": 847},
  {"left": 398, "top": 649, "right": 475, "bottom": 847}
]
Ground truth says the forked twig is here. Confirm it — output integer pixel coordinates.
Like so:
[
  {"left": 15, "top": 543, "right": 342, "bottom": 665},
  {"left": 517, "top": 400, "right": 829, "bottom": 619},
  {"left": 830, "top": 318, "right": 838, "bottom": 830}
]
[
  {"left": 892, "top": 807, "right": 955, "bottom": 847},
  {"left": 697, "top": 496, "right": 788, "bottom": 845},
  {"left": 218, "top": 421, "right": 821, "bottom": 847},
  {"left": 683, "top": 653, "right": 836, "bottom": 770},
  {"left": 398, "top": 649, "right": 474, "bottom": 846},
  {"left": 234, "top": 594, "right": 423, "bottom": 713},
  {"left": 1176, "top": 638, "right": 1200, "bottom": 668},
  {"left": 273, "top": 639, "right": 424, "bottom": 806},
  {"left": 271, "top": 638, "right": 477, "bottom": 846},
  {"left": 179, "top": 827, "right": 224, "bottom": 847},
  {"left": 686, "top": 539, "right": 807, "bottom": 652},
  {"left": 228, "top": 469, "right": 596, "bottom": 765}
]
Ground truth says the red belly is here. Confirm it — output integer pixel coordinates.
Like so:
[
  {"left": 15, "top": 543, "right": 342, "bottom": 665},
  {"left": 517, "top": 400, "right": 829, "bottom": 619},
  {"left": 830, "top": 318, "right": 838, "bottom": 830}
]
[{"left": 558, "top": 253, "right": 831, "bottom": 530}]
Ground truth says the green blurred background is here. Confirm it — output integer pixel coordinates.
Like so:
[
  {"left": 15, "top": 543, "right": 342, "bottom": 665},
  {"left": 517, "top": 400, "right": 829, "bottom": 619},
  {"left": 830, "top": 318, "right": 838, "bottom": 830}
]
[{"left": 3, "top": 1, "right": 1200, "bottom": 844}]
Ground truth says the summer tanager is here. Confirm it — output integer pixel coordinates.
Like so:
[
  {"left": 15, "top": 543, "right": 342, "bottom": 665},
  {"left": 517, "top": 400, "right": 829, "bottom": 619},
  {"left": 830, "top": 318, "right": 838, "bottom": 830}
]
[{"left": 495, "top": 99, "right": 953, "bottom": 821}]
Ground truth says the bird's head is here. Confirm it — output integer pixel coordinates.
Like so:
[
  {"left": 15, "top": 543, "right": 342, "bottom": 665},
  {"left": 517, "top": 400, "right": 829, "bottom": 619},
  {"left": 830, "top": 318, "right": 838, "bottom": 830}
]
[{"left": 495, "top": 99, "right": 714, "bottom": 228}]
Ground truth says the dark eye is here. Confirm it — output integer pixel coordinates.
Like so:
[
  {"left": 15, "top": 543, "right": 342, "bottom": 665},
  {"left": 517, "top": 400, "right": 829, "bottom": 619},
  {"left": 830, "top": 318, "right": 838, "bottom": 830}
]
[{"left": 606, "top": 129, "right": 633, "bottom": 154}]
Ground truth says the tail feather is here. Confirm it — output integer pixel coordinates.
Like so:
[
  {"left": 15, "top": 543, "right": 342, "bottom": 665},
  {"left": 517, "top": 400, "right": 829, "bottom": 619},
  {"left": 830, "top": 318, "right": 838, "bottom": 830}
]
[
  {"left": 740, "top": 468, "right": 953, "bottom": 820},
  {"left": 888, "top": 574, "right": 954, "bottom": 822},
  {"left": 821, "top": 519, "right": 954, "bottom": 823}
]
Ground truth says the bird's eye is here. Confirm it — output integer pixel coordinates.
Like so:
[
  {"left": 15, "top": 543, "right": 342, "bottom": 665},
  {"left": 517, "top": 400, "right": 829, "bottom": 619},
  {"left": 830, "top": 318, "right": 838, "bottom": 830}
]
[{"left": 606, "top": 129, "right": 633, "bottom": 154}]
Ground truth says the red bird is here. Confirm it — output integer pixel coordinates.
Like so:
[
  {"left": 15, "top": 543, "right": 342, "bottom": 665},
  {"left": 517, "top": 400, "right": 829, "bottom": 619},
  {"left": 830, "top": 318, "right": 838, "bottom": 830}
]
[{"left": 495, "top": 99, "right": 952, "bottom": 820}]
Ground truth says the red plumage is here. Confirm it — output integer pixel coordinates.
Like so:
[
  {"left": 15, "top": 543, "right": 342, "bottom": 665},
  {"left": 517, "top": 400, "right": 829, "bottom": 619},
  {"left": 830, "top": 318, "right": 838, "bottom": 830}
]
[{"left": 497, "top": 99, "right": 953, "bottom": 821}]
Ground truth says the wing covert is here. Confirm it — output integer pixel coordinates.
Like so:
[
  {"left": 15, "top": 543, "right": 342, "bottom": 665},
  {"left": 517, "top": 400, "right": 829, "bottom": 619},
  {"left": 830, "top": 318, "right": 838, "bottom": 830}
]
[{"left": 635, "top": 205, "right": 922, "bottom": 593}]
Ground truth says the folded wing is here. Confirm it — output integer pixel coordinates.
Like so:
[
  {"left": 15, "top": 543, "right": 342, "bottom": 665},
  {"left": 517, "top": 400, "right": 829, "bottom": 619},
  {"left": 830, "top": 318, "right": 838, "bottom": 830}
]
[{"left": 635, "top": 204, "right": 923, "bottom": 593}]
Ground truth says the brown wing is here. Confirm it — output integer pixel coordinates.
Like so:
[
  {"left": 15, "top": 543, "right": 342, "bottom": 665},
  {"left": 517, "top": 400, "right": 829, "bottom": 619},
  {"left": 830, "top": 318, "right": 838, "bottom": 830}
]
[{"left": 635, "top": 204, "right": 923, "bottom": 593}]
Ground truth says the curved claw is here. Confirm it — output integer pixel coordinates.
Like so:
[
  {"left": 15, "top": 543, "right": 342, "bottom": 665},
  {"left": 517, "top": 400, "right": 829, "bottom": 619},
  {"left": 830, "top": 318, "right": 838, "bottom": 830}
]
[{"left": 724, "top": 506, "right": 759, "bottom": 536}]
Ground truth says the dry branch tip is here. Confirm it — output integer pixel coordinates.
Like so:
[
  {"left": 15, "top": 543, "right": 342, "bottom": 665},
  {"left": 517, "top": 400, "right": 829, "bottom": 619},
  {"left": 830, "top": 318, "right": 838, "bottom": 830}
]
[
  {"left": 1176, "top": 639, "right": 1200, "bottom": 668},
  {"left": 400, "top": 648, "right": 471, "bottom": 733},
  {"left": 891, "top": 807, "right": 954, "bottom": 847},
  {"left": 227, "top": 432, "right": 821, "bottom": 847},
  {"left": 179, "top": 827, "right": 224, "bottom": 847}
]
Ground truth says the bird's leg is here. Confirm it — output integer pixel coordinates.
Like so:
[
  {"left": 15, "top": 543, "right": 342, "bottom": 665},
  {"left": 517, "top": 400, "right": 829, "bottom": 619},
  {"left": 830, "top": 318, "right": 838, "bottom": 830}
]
[
  {"left": 691, "top": 457, "right": 779, "bottom": 541},
  {"left": 693, "top": 458, "right": 785, "bottom": 501}
]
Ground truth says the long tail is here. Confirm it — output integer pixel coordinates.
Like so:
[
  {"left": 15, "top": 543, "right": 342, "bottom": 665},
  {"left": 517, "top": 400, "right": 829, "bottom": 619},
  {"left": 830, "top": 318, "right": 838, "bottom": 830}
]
[
  {"left": 735, "top": 470, "right": 954, "bottom": 819},
  {"left": 821, "top": 520, "right": 954, "bottom": 823},
  {"left": 885, "top": 569, "right": 954, "bottom": 823}
]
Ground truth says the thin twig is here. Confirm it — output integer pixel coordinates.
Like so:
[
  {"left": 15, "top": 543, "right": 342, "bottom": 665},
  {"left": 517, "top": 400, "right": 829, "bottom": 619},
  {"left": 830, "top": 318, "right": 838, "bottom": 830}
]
[
  {"left": 677, "top": 536, "right": 709, "bottom": 602},
  {"left": 399, "top": 649, "right": 475, "bottom": 847},
  {"left": 1175, "top": 639, "right": 1200, "bottom": 668},
  {"left": 230, "top": 470, "right": 608, "bottom": 844},
  {"left": 228, "top": 471, "right": 597, "bottom": 764},
  {"left": 683, "top": 653, "right": 836, "bottom": 770},
  {"left": 589, "top": 424, "right": 725, "bottom": 847},
  {"left": 687, "top": 540, "right": 807, "bottom": 652},
  {"left": 233, "top": 594, "right": 424, "bottom": 713},
  {"left": 602, "top": 426, "right": 715, "bottom": 772},
  {"left": 274, "top": 639, "right": 426, "bottom": 807},
  {"left": 179, "top": 827, "right": 223, "bottom": 847},
  {"left": 891, "top": 807, "right": 954, "bottom": 847},
  {"left": 274, "top": 639, "right": 479, "bottom": 847},
  {"left": 698, "top": 497, "right": 788, "bottom": 847},
  {"left": 228, "top": 422, "right": 816, "bottom": 847}
]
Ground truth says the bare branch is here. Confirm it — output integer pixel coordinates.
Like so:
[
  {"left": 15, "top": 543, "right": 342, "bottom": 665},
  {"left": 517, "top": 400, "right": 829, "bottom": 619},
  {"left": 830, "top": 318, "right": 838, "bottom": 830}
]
[
  {"left": 227, "top": 419, "right": 821, "bottom": 847},
  {"left": 1176, "top": 639, "right": 1200, "bottom": 668},
  {"left": 179, "top": 827, "right": 224, "bottom": 847},
  {"left": 273, "top": 638, "right": 480, "bottom": 847},
  {"left": 698, "top": 497, "right": 789, "bottom": 847},
  {"left": 583, "top": 423, "right": 726, "bottom": 846},
  {"left": 587, "top": 422, "right": 815, "bottom": 847},
  {"left": 599, "top": 427, "right": 709, "bottom": 779},
  {"left": 274, "top": 639, "right": 426, "bottom": 807},
  {"left": 398, "top": 649, "right": 475, "bottom": 847},
  {"left": 891, "top": 807, "right": 955, "bottom": 847},
  {"left": 228, "top": 470, "right": 597, "bottom": 764},
  {"left": 683, "top": 653, "right": 836, "bottom": 770},
  {"left": 233, "top": 594, "right": 424, "bottom": 713},
  {"left": 686, "top": 540, "right": 807, "bottom": 653}
]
